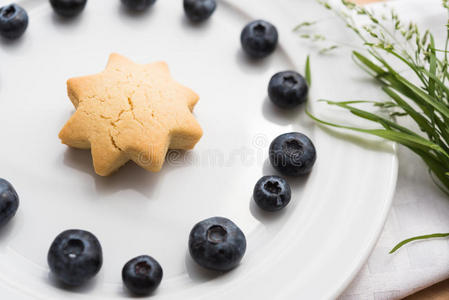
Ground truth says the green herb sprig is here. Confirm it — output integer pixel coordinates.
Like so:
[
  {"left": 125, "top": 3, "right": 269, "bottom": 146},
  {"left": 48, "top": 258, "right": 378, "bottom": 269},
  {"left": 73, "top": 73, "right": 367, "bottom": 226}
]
[{"left": 297, "top": 0, "right": 449, "bottom": 253}]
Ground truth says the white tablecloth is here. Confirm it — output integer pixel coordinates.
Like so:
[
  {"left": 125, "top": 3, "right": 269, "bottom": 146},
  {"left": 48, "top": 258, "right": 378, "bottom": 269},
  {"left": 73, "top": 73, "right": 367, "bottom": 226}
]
[
  {"left": 341, "top": 145, "right": 449, "bottom": 299},
  {"left": 339, "top": 1, "right": 449, "bottom": 298}
]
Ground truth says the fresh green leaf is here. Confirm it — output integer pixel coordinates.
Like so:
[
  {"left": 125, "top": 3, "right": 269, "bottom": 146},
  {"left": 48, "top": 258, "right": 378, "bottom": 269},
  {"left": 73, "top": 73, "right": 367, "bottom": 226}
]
[
  {"left": 305, "top": 55, "right": 312, "bottom": 86},
  {"left": 390, "top": 233, "right": 449, "bottom": 253}
]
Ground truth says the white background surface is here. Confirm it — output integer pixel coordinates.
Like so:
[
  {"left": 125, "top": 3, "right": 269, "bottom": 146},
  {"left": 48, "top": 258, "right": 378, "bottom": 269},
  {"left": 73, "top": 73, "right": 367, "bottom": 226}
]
[{"left": 340, "top": 0, "right": 449, "bottom": 299}]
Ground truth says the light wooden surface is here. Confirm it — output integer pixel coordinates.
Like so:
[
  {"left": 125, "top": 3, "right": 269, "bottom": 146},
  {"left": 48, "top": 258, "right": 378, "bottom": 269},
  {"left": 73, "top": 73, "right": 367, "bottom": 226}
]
[
  {"left": 403, "top": 279, "right": 449, "bottom": 300},
  {"left": 349, "top": 1, "right": 443, "bottom": 300}
]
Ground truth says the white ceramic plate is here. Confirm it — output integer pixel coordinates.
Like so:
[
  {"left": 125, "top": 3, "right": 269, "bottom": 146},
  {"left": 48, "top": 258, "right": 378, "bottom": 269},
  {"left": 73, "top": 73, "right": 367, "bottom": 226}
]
[{"left": 0, "top": 0, "right": 398, "bottom": 299}]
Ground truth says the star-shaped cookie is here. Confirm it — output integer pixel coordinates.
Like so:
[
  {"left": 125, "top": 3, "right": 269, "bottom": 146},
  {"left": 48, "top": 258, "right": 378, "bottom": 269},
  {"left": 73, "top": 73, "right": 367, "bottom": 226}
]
[{"left": 59, "top": 53, "right": 203, "bottom": 176}]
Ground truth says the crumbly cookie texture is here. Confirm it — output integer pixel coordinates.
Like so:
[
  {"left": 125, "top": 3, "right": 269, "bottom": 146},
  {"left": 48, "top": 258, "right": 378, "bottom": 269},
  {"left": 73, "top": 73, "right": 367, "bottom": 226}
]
[{"left": 59, "top": 53, "right": 203, "bottom": 176}]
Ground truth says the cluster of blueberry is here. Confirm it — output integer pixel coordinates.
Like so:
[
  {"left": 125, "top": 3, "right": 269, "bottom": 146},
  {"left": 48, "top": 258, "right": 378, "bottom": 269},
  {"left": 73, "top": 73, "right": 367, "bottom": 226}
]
[
  {"left": 0, "top": 0, "right": 218, "bottom": 39},
  {"left": 0, "top": 180, "right": 246, "bottom": 296},
  {"left": 0, "top": 0, "right": 317, "bottom": 297},
  {"left": 0, "top": 137, "right": 316, "bottom": 296},
  {"left": 47, "top": 229, "right": 164, "bottom": 295}
]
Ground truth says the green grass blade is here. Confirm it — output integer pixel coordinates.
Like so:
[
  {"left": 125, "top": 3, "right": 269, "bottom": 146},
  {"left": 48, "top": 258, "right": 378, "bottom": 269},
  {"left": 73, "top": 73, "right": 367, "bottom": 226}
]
[
  {"left": 413, "top": 148, "right": 449, "bottom": 190},
  {"left": 352, "top": 51, "right": 448, "bottom": 121},
  {"left": 395, "top": 75, "right": 449, "bottom": 119},
  {"left": 429, "top": 169, "right": 449, "bottom": 197},
  {"left": 367, "top": 54, "right": 449, "bottom": 120},
  {"left": 382, "top": 87, "right": 435, "bottom": 136},
  {"left": 382, "top": 86, "right": 449, "bottom": 153},
  {"left": 352, "top": 51, "right": 386, "bottom": 77},
  {"left": 353, "top": 54, "right": 429, "bottom": 113},
  {"left": 428, "top": 34, "right": 437, "bottom": 98},
  {"left": 322, "top": 100, "right": 423, "bottom": 136},
  {"left": 385, "top": 76, "right": 437, "bottom": 121},
  {"left": 420, "top": 157, "right": 449, "bottom": 188},
  {"left": 418, "top": 67, "right": 449, "bottom": 97},
  {"left": 319, "top": 99, "right": 394, "bottom": 106},
  {"left": 390, "top": 233, "right": 449, "bottom": 253},
  {"left": 305, "top": 55, "right": 312, "bottom": 86},
  {"left": 377, "top": 47, "right": 429, "bottom": 88},
  {"left": 307, "top": 104, "right": 449, "bottom": 158}
]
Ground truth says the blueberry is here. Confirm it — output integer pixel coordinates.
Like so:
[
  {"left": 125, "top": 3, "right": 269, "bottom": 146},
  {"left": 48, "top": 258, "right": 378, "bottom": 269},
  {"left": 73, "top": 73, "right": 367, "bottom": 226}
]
[
  {"left": 0, "top": 4, "right": 28, "bottom": 40},
  {"left": 121, "top": 0, "right": 156, "bottom": 11},
  {"left": 0, "top": 178, "right": 19, "bottom": 227},
  {"left": 189, "top": 217, "right": 246, "bottom": 272},
  {"left": 253, "top": 176, "right": 291, "bottom": 212},
  {"left": 240, "top": 20, "right": 278, "bottom": 59},
  {"left": 183, "top": 0, "right": 216, "bottom": 22},
  {"left": 122, "top": 255, "right": 163, "bottom": 295},
  {"left": 48, "top": 229, "right": 102, "bottom": 286},
  {"left": 269, "top": 132, "right": 316, "bottom": 177},
  {"left": 268, "top": 71, "right": 308, "bottom": 109},
  {"left": 49, "top": 0, "right": 87, "bottom": 18}
]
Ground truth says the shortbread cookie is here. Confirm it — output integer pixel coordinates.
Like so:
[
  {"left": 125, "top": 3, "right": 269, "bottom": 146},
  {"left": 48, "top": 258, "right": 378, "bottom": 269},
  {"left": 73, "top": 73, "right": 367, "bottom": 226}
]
[{"left": 59, "top": 53, "right": 203, "bottom": 176}]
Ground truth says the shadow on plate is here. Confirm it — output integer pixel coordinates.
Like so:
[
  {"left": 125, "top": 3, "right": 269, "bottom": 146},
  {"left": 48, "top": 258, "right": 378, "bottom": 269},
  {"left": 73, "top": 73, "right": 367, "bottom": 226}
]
[
  {"left": 184, "top": 251, "right": 226, "bottom": 282},
  {"left": 51, "top": 13, "right": 85, "bottom": 27},
  {"left": 249, "top": 197, "right": 288, "bottom": 224},
  {"left": 180, "top": 15, "right": 213, "bottom": 30},
  {"left": 261, "top": 96, "right": 306, "bottom": 126},
  {"left": 163, "top": 149, "right": 196, "bottom": 173},
  {"left": 0, "top": 218, "right": 18, "bottom": 243},
  {"left": 318, "top": 124, "right": 396, "bottom": 153},
  {"left": 117, "top": 3, "right": 156, "bottom": 19},
  {"left": 63, "top": 148, "right": 162, "bottom": 198},
  {"left": 46, "top": 272, "right": 98, "bottom": 294},
  {"left": 261, "top": 157, "right": 275, "bottom": 177},
  {"left": 234, "top": 49, "right": 274, "bottom": 74},
  {"left": 0, "top": 34, "right": 26, "bottom": 49},
  {"left": 117, "top": 285, "right": 160, "bottom": 299}
]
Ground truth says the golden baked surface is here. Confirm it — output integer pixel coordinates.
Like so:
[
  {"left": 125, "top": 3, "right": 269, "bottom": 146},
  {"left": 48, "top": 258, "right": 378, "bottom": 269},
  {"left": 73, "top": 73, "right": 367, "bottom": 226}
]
[{"left": 59, "top": 53, "right": 203, "bottom": 176}]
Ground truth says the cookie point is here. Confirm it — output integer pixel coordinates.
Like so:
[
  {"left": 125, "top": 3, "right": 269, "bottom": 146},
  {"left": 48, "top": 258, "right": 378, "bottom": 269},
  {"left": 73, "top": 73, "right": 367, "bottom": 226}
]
[
  {"left": 109, "top": 52, "right": 125, "bottom": 59},
  {"left": 58, "top": 125, "right": 71, "bottom": 144},
  {"left": 94, "top": 169, "right": 112, "bottom": 177}
]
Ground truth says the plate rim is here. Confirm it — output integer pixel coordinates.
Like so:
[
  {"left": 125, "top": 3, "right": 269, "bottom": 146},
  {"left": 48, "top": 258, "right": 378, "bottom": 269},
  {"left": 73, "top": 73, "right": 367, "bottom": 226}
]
[{"left": 0, "top": 0, "right": 400, "bottom": 299}]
